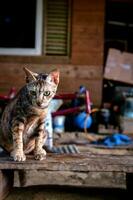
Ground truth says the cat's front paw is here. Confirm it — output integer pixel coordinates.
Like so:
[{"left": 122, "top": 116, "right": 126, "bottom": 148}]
[
  {"left": 11, "top": 150, "right": 26, "bottom": 161},
  {"left": 34, "top": 149, "right": 46, "bottom": 161}
]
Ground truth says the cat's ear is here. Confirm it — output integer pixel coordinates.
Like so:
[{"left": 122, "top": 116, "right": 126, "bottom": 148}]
[
  {"left": 23, "top": 67, "right": 38, "bottom": 83},
  {"left": 46, "top": 69, "right": 60, "bottom": 85}
]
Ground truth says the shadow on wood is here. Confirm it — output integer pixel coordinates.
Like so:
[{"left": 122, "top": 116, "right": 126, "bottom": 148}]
[{"left": 0, "top": 170, "right": 14, "bottom": 200}]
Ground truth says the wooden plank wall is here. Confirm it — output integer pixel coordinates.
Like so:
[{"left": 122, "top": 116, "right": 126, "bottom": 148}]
[
  {"left": 0, "top": 63, "right": 103, "bottom": 105},
  {"left": 71, "top": 0, "right": 104, "bottom": 65},
  {"left": 70, "top": 0, "right": 104, "bottom": 105},
  {"left": 0, "top": 0, "right": 104, "bottom": 106}
]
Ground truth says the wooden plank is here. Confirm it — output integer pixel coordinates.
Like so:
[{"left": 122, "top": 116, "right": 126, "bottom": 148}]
[
  {"left": 0, "top": 153, "right": 132, "bottom": 189},
  {"left": 71, "top": 0, "right": 104, "bottom": 66},
  {"left": 16, "top": 170, "right": 126, "bottom": 189},
  {"left": 0, "top": 154, "right": 133, "bottom": 173},
  {"left": 46, "top": 46, "right": 67, "bottom": 51},
  {"left": 0, "top": 55, "right": 69, "bottom": 64},
  {"left": 0, "top": 170, "right": 14, "bottom": 200},
  {"left": 72, "top": 40, "right": 103, "bottom": 53},
  {"left": 72, "top": 25, "right": 102, "bottom": 37},
  {"left": 47, "top": 30, "right": 67, "bottom": 34},
  {"left": 71, "top": 52, "right": 103, "bottom": 65},
  {"left": 73, "top": 0, "right": 105, "bottom": 12},
  {"left": 72, "top": 11, "right": 104, "bottom": 25},
  {"left": 0, "top": 146, "right": 132, "bottom": 189},
  {"left": 0, "top": 64, "right": 102, "bottom": 79}
]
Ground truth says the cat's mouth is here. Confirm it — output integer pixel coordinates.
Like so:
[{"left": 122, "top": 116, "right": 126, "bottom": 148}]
[{"left": 36, "top": 102, "right": 48, "bottom": 109}]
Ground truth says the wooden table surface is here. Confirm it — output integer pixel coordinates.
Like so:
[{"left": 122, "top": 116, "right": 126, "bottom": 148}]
[
  {"left": 1, "top": 133, "right": 133, "bottom": 199},
  {"left": 0, "top": 152, "right": 133, "bottom": 189},
  {"left": 0, "top": 153, "right": 133, "bottom": 172}
]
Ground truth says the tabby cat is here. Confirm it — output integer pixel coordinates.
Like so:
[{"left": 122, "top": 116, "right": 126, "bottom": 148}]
[{"left": 0, "top": 67, "right": 59, "bottom": 161}]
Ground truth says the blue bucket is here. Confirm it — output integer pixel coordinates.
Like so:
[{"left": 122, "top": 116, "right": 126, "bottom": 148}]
[{"left": 74, "top": 111, "right": 92, "bottom": 129}]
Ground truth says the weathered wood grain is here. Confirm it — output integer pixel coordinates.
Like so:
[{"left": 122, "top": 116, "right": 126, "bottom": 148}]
[
  {"left": 71, "top": 0, "right": 104, "bottom": 65},
  {"left": 0, "top": 154, "right": 133, "bottom": 173},
  {"left": 0, "top": 153, "right": 133, "bottom": 189},
  {"left": 17, "top": 170, "right": 126, "bottom": 189}
]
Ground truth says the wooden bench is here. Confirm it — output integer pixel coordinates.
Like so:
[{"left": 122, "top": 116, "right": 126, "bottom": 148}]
[{"left": 1, "top": 153, "right": 133, "bottom": 199}]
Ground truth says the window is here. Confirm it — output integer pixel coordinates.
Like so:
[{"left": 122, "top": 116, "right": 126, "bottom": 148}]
[
  {"left": 0, "top": 0, "right": 43, "bottom": 55},
  {"left": 44, "top": 0, "right": 71, "bottom": 56},
  {"left": 105, "top": 0, "right": 133, "bottom": 56}
]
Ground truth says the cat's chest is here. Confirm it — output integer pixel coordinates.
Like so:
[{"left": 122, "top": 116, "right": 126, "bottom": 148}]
[
  {"left": 24, "top": 108, "right": 46, "bottom": 136},
  {"left": 24, "top": 117, "right": 39, "bottom": 136}
]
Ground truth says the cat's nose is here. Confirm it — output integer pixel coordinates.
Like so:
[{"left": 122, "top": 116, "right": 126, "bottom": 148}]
[{"left": 37, "top": 102, "right": 42, "bottom": 106}]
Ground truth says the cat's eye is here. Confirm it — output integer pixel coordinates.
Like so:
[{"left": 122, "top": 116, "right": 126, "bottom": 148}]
[
  {"left": 30, "top": 91, "right": 36, "bottom": 96},
  {"left": 44, "top": 91, "right": 50, "bottom": 96}
]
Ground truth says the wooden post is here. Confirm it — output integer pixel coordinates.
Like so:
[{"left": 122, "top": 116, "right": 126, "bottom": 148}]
[{"left": 0, "top": 170, "right": 14, "bottom": 200}]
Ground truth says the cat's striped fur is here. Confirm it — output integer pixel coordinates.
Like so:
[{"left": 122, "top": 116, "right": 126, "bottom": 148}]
[{"left": 0, "top": 67, "right": 59, "bottom": 161}]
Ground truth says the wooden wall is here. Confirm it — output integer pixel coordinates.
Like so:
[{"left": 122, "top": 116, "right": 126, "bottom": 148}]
[
  {"left": 0, "top": 0, "right": 104, "bottom": 106},
  {"left": 71, "top": 0, "right": 104, "bottom": 65}
]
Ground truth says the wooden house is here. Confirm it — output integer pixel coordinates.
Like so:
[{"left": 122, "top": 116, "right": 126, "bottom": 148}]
[{"left": 0, "top": 0, "right": 104, "bottom": 106}]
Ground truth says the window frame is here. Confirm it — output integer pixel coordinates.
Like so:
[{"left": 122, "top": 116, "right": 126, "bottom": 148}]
[{"left": 0, "top": 0, "right": 43, "bottom": 56}]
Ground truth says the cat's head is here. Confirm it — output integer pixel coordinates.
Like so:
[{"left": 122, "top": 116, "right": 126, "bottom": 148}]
[{"left": 23, "top": 67, "right": 59, "bottom": 109}]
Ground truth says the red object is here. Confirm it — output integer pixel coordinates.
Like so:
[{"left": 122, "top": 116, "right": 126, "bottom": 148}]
[
  {"left": 0, "top": 88, "right": 92, "bottom": 117},
  {"left": 54, "top": 93, "right": 85, "bottom": 100},
  {"left": 85, "top": 90, "right": 91, "bottom": 114},
  {"left": 54, "top": 93, "right": 77, "bottom": 100},
  {"left": 53, "top": 90, "right": 91, "bottom": 117},
  {"left": 7, "top": 87, "right": 16, "bottom": 99},
  {"left": 0, "top": 95, "right": 9, "bottom": 100},
  {"left": 0, "top": 87, "right": 16, "bottom": 100},
  {"left": 52, "top": 106, "right": 82, "bottom": 117}
]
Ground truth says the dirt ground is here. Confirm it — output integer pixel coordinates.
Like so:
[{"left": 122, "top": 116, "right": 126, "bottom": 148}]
[{"left": 5, "top": 186, "right": 128, "bottom": 200}]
